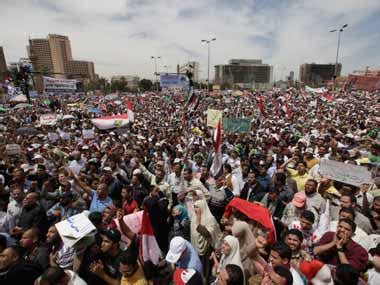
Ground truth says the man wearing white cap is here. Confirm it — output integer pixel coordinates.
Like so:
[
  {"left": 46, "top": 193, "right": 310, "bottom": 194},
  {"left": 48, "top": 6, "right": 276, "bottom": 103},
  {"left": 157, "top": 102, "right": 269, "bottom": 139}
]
[{"left": 166, "top": 236, "right": 203, "bottom": 276}]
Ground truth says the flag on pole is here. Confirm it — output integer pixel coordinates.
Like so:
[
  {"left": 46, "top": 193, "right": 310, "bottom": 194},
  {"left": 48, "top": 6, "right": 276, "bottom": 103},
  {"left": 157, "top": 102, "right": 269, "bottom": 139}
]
[
  {"left": 91, "top": 114, "right": 129, "bottom": 130},
  {"left": 257, "top": 96, "right": 268, "bottom": 118},
  {"left": 321, "top": 91, "right": 334, "bottom": 102},
  {"left": 282, "top": 102, "right": 293, "bottom": 119},
  {"left": 126, "top": 99, "right": 135, "bottom": 122},
  {"left": 210, "top": 119, "right": 223, "bottom": 177},
  {"left": 140, "top": 209, "right": 161, "bottom": 265}
]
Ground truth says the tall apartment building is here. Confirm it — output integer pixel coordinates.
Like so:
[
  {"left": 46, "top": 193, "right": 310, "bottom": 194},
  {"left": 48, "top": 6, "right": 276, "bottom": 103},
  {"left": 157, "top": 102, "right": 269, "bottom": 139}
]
[
  {"left": 299, "top": 63, "right": 341, "bottom": 86},
  {"left": 179, "top": 61, "right": 200, "bottom": 82},
  {"left": 28, "top": 34, "right": 96, "bottom": 82},
  {"left": 0, "top": 47, "right": 8, "bottom": 82},
  {"left": 214, "top": 59, "right": 273, "bottom": 89}
]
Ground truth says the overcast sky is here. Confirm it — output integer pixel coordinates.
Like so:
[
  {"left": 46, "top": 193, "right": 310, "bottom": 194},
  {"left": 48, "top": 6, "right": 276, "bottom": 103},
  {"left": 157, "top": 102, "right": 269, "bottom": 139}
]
[{"left": 1, "top": 0, "right": 380, "bottom": 80}]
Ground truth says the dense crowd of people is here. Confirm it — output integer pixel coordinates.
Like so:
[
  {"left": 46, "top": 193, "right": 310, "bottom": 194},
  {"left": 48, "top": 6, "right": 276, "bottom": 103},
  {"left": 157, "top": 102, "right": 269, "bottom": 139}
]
[{"left": 0, "top": 87, "right": 379, "bottom": 285}]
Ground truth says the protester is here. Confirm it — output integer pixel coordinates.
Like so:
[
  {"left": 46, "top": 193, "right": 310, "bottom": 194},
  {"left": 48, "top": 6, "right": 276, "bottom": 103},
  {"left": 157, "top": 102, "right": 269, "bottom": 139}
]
[{"left": 0, "top": 84, "right": 379, "bottom": 284}]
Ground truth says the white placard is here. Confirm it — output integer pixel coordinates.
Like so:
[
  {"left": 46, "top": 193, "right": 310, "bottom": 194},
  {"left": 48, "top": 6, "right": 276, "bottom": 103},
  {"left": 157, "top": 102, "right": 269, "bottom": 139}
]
[
  {"left": 55, "top": 213, "right": 97, "bottom": 247},
  {"left": 40, "top": 114, "right": 58, "bottom": 126},
  {"left": 320, "top": 159, "right": 373, "bottom": 187},
  {"left": 82, "top": 129, "right": 95, "bottom": 140},
  {"left": 6, "top": 144, "right": 21, "bottom": 155}
]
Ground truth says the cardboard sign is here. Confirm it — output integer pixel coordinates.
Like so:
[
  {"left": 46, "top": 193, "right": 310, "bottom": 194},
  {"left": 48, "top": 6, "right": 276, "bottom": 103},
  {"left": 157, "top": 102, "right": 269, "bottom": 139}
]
[
  {"left": 114, "top": 211, "right": 143, "bottom": 234},
  {"left": 55, "top": 213, "right": 97, "bottom": 247},
  {"left": 320, "top": 159, "right": 373, "bottom": 187},
  {"left": 223, "top": 118, "right": 251, "bottom": 134},
  {"left": 48, "top": 132, "right": 59, "bottom": 143},
  {"left": 207, "top": 109, "right": 223, "bottom": 128},
  {"left": 82, "top": 129, "right": 95, "bottom": 140},
  {"left": 6, "top": 144, "right": 21, "bottom": 155},
  {"left": 40, "top": 114, "right": 58, "bottom": 125}
]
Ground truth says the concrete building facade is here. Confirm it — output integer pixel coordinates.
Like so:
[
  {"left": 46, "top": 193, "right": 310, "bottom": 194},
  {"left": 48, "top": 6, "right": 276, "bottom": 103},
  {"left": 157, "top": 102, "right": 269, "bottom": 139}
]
[
  {"left": 28, "top": 34, "right": 96, "bottom": 83},
  {"left": 179, "top": 61, "right": 200, "bottom": 82},
  {"left": 299, "top": 63, "right": 341, "bottom": 86},
  {"left": 214, "top": 59, "right": 273, "bottom": 89}
]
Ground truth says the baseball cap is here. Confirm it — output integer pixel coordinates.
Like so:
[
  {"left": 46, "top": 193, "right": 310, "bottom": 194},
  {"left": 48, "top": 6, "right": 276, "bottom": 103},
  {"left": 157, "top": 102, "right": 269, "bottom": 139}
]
[
  {"left": 166, "top": 236, "right": 187, "bottom": 264},
  {"left": 292, "top": 192, "right": 306, "bottom": 208},
  {"left": 305, "top": 148, "right": 314, "bottom": 154},
  {"left": 32, "top": 154, "right": 43, "bottom": 160},
  {"left": 102, "top": 229, "right": 121, "bottom": 243}
]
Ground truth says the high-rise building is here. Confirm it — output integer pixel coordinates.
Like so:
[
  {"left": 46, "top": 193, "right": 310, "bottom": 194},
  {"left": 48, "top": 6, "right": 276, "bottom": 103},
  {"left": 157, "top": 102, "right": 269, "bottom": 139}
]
[
  {"left": 214, "top": 59, "right": 273, "bottom": 89},
  {"left": 111, "top": 75, "right": 140, "bottom": 90},
  {"left": 299, "top": 63, "right": 341, "bottom": 86},
  {"left": 0, "top": 47, "right": 8, "bottom": 82},
  {"left": 28, "top": 34, "right": 96, "bottom": 82},
  {"left": 179, "top": 61, "right": 200, "bottom": 82}
]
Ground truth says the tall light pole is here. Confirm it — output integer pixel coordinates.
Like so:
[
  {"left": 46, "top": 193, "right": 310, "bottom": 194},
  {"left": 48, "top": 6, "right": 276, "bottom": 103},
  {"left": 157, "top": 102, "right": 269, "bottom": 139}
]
[
  {"left": 151, "top": 56, "right": 161, "bottom": 92},
  {"left": 201, "top": 38, "right": 216, "bottom": 94},
  {"left": 330, "top": 24, "right": 348, "bottom": 85}
]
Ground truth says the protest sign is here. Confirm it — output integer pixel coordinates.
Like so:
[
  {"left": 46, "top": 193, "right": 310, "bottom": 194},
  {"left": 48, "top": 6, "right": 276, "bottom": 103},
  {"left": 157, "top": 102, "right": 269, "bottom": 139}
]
[
  {"left": 40, "top": 114, "right": 58, "bottom": 125},
  {"left": 6, "top": 144, "right": 21, "bottom": 155},
  {"left": 113, "top": 211, "right": 143, "bottom": 244},
  {"left": 55, "top": 212, "right": 97, "bottom": 247},
  {"left": 320, "top": 159, "right": 373, "bottom": 187},
  {"left": 207, "top": 109, "right": 223, "bottom": 127},
  {"left": 82, "top": 129, "right": 95, "bottom": 139},
  {"left": 48, "top": 132, "right": 59, "bottom": 143},
  {"left": 43, "top": 76, "right": 77, "bottom": 91},
  {"left": 223, "top": 118, "right": 251, "bottom": 134},
  {"left": 160, "top": 74, "right": 189, "bottom": 88}
]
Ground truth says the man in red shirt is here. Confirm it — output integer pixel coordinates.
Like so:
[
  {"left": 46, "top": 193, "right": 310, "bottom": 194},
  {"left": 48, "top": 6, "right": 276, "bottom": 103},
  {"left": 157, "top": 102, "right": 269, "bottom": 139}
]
[{"left": 313, "top": 219, "right": 368, "bottom": 272}]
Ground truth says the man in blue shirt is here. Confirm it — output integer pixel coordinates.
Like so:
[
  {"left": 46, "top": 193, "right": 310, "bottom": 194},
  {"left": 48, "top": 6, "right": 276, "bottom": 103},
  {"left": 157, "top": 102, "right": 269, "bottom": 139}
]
[{"left": 71, "top": 171, "right": 113, "bottom": 213}]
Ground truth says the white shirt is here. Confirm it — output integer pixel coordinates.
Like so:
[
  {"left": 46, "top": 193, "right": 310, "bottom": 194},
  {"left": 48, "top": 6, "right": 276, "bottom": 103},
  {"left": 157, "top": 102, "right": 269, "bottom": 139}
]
[
  {"left": 290, "top": 267, "right": 304, "bottom": 285},
  {"left": 368, "top": 268, "right": 380, "bottom": 285},
  {"left": 167, "top": 172, "right": 185, "bottom": 194}
]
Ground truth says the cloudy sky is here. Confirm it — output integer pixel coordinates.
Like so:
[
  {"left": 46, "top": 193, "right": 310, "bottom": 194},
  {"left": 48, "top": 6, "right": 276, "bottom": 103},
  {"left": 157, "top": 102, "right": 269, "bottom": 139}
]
[{"left": 1, "top": 0, "right": 380, "bottom": 80}]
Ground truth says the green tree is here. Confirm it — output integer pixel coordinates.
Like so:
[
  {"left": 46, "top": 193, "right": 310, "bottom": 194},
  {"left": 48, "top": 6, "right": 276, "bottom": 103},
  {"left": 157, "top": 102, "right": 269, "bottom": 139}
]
[{"left": 139, "top": 79, "right": 153, "bottom": 91}]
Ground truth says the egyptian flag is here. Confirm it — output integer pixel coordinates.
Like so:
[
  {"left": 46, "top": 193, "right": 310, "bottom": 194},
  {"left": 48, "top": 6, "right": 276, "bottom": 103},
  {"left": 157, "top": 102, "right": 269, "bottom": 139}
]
[
  {"left": 210, "top": 119, "right": 223, "bottom": 177},
  {"left": 224, "top": 198, "right": 276, "bottom": 243},
  {"left": 91, "top": 114, "right": 129, "bottom": 130},
  {"left": 184, "top": 88, "right": 200, "bottom": 113},
  {"left": 282, "top": 102, "right": 293, "bottom": 119},
  {"left": 126, "top": 99, "right": 135, "bottom": 122},
  {"left": 321, "top": 91, "right": 334, "bottom": 102},
  {"left": 257, "top": 96, "right": 268, "bottom": 118},
  {"left": 140, "top": 209, "right": 161, "bottom": 265}
]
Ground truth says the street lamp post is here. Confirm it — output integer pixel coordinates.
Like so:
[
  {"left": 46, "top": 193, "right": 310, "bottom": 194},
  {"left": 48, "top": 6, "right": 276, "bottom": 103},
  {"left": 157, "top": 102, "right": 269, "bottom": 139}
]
[
  {"left": 330, "top": 24, "right": 348, "bottom": 86},
  {"left": 151, "top": 56, "right": 161, "bottom": 92},
  {"left": 201, "top": 38, "right": 216, "bottom": 94}
]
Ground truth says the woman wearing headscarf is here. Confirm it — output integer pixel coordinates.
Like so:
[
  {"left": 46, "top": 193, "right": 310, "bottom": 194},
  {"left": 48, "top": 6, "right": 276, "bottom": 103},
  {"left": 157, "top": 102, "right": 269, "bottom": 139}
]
[
  {"left": 191, "top": 199, "right": 222, "bottom": 282},
  {"left": 143, "top": 195, "right": 169, "bottom": 253},
  {"left": 231, "top": 220, "right": 257, "bottom": 279},
  {"left": 168, "top": 204, "right": 190, "bottom": 241},
  {"left": 212, "top": 235, "right": 244, "bottom": 282}
]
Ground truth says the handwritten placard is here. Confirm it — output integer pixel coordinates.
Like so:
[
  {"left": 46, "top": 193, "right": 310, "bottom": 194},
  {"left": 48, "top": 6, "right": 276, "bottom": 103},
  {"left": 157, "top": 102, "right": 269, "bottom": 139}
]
[
  {"left": 320, "top": 159, "right": 373, "bottom": 187},
  {"left": 55, "top": 213, "right": 97, "bottom": 247},
  {"left": 6, "top": 144, "right": 21, "bottom": 155}
]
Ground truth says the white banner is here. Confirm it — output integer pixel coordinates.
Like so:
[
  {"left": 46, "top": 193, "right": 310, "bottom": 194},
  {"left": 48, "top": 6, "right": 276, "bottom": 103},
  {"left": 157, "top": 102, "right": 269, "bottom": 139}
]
[
  {"left": 320, "top": 159, "right": 373, "bottom": 187},
  {"left": 305, "top": 86, "right": 327, "bottom": 94},
  {"left": 43, "top": 76, "right": 77, "bottom": 91},
  {"left": 40, "top": 114, "right": 58, "bottom": 125}
]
